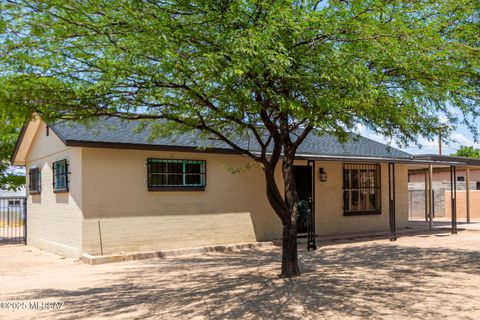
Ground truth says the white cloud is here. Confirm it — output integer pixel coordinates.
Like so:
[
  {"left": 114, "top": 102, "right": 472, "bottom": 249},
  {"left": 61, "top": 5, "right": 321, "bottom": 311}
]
[{"left": 450, "top": 132, "right": 478, "bottom": 147}]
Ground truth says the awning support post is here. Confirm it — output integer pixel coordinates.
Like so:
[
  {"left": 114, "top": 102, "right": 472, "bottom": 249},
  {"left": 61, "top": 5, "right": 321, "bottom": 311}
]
[
  {"left": 388, "top": 163, "right": 397, "bottom": 241},
  {"left": 424, "top": 169, "right": 428, "bottom": 222},
  {"left": 428, "top": 165, "right": 433, "bottom": 230},
  {"left": 307, "top": 160, "right": 317, "bottom": 250},
  {"left": 466, "top": 168, "right": 471, "bottom": 224},
  {"left": 450, "top": 165, "right": 458, "bottom": 234}
]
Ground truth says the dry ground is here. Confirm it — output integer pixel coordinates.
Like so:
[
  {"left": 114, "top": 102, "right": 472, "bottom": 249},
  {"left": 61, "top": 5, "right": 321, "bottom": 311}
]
[{"left": 1, "top": 230, "right": 480, "bottom": 320}]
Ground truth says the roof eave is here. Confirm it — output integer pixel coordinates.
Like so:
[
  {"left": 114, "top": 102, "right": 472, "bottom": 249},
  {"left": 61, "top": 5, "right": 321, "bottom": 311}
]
[
  {"left": 10, "top": 124, "right": 28, "bottom": 165},
  {"left": 413, "top": 154, "right": 480, "bottom": 167},
  {"left": 63, "top": 139, "right": 430, "bottom": 163}
]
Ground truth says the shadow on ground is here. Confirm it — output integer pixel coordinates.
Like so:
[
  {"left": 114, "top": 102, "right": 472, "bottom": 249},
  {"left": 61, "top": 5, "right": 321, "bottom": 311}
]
[{"left": 12, "top": 239, "right": 480, "bottom": 320}]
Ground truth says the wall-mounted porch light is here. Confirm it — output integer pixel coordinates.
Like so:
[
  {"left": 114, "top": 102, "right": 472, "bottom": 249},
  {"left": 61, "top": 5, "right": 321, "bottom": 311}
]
[{"left": 319, "top": 168, "right": 327, "bottom": 182}]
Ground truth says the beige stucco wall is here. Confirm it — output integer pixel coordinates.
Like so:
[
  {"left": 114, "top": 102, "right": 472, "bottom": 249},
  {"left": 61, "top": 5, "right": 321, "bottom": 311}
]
[
  {"left": 81, "top": 147, "right": 409, "bottom": 255},
  {"left": 313, "top": 162, "right": 408, "bottom": 236},
  {"left": 81, "top": 148, "right": 282, "bottom": 255},
  {"left": 25, "top": 121, "right": 83, "bottom": 257}
]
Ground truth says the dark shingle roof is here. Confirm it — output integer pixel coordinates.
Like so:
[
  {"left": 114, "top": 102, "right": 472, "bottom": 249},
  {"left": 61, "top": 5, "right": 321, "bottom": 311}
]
[{"left": 51, "top": 117, "right": 412, "bottom": 159}]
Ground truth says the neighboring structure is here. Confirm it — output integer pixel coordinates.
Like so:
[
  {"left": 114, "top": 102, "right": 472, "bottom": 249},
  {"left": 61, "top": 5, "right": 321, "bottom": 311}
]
[
  {"left": 0, "top": 186, "right": 26, "bottom": 197},
  {"left": 0, "top": 186, "right": 26, "bottom": 213},
  {"left": 11, "top": 117, "right": 451, "bottom": 258},
  {"left": 410, "top": 168, "right": 480, "bottom": 189},
  {"left": 408, "top": 156, "right": 480, "bottom": 222}
]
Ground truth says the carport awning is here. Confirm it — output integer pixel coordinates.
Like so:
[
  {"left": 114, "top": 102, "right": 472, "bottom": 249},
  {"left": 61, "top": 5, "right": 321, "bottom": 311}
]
[
  {"left": 292, "top": 153, "right": 463, "bottom": 166},
  {"left": 413, "top": 154, "right": 480, "bottom": 168}
]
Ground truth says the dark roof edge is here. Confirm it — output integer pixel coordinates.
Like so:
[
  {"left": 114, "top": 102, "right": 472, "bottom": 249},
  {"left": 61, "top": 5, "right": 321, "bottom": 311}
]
[
  {"left": 66, "top": 139, "right": 434, "bottom": 163},
  {"left": 10, "top": 124, "right": 28, "bottom": 164},
  {"left": 65, "top": 140, "right": 242, "bottom": 155},
  {"left": 294, "top": 153, "right": 461, "bottom": 165}
]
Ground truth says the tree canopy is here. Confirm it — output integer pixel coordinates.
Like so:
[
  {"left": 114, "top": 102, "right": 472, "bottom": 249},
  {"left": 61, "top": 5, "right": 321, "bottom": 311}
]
[
  {"left": 452, "top": 145, "right": 480, "bottom": 158},
  {"left": 0, "top": 106, "right": 26, "bottom": 190},
  {"left": 0, "top": 0, "right": 478, "bottom": 277}
]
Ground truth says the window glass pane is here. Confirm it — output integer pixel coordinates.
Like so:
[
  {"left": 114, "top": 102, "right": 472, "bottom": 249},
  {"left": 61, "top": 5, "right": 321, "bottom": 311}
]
[
  {"left": 29, "top": 168, "right": 41, "bottom": 192},
  {"left": 53, "top": 160, "right": 68, "bottom": 190},
  {"left": 351, "top": 190, "right": 359, "bottom": 208},
  {"left": 351, "top": 169, "right": 359, "bottom": 189},
  {"left": 59, "top": 175, "right": 66, "bottom": 189},
  {"left": 359, "top": 170, "right": 367, "bottom": 188},
  {"left": 167, "top": 174, "right": 183, "bottom": 185},
  {"left": 369, "top": 170, "right": 375, "bottom": 188},
  {"left": 360, "top": 191, "right": 368, "bottom": 211},
  {"left": 148, "top": 159, "right": 205, "bottom": 189},
  {"left": 157, "top": 174, "right": 167, "bottom": 185},
  {"left": 343, "top": 190, "right": 349, "bottom": 211},
  {"left": 185, "top": 162, "right": 202, "bottom": 174},
  {"left": 185, "top": 174, "right": 201, "bottom": 185},
  {"left": 156, "top": 162, "right": 167, "bottom": 173},
  {"left": 343, "top": 169, "right": 349, "bottom": 188},
  {"left": 169, "top": 162, "right": 183, "bottom": 174},
  {"left": 369, "top": 193, "right": 377, "bottom": 210}
]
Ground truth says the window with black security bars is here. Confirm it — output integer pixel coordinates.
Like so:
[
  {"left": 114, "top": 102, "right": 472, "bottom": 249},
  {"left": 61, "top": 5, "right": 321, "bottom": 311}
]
[
  {"left": 29, "top": 167, "right": 41, "bottom": 194},
  {"left": 147, "top": 159, "right": 206, "bottom": 191},
  {"left": 53, "top": 159, "right": 69, "bottom": 192},
  {"left": 343, "top": 163, "right": 381, "bottom": 215}
]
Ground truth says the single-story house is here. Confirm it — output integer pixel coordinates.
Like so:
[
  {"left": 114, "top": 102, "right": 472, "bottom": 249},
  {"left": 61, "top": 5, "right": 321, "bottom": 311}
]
[{"left": 10, "top": 117, "right": 456, "bottom": 258}]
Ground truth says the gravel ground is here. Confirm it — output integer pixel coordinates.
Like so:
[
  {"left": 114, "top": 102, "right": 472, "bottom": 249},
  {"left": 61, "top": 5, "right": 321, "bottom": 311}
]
[{"left": 1, "top": 229, "right": 480, "bottom": 320}]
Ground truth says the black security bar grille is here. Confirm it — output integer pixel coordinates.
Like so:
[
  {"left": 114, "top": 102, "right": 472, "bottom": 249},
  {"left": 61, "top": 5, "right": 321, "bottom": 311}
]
[
  {"left": 147, "top": 159, "right": 206, "bottom": 191},
  {"left": 343, "top": 163, "right": 381, "bottom": 215},
  {"left": 28, "top": 167, "right": 41, "bottom": 194},
  {"left": 53, "top": 159, "right": 69, "bottom": 192}
]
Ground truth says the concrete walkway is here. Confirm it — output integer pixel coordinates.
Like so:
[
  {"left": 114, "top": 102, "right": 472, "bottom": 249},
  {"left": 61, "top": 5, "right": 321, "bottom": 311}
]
[{"left": 1, "top": 230, "right": 480, "bottom": 319}]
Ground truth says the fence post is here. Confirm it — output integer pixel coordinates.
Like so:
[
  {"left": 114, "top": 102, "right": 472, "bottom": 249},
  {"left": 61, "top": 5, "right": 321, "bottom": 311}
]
[{"left": 23, "top": 197, "right": 27, "bottom": 244}]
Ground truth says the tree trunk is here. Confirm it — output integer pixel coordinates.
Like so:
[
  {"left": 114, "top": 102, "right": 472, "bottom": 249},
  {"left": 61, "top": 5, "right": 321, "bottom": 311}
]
[
  {"left": 262, "top": 149, "right": 301, "bottom": 278},
  {"left": 280, "top": 154, "right": 300, "bottom": 277},
  {"left": 281, "top": 221, "right": 300, "bottom": 277}
]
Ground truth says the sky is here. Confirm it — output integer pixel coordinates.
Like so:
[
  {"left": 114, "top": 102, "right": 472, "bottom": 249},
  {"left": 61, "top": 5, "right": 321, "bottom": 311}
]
[{"left": 359, "top": 124, "right": 479, "bottom": 156}]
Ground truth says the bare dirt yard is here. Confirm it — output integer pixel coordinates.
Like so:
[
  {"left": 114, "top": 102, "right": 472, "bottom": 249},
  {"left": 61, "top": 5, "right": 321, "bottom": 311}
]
[{"left": 1, "top": 229, "right": 480, "bottom": 320}]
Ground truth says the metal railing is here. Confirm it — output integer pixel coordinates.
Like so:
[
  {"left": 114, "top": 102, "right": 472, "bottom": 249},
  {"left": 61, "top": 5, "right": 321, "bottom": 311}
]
[{"left": 0, "top": 197, "right": 27, "bottom": 244}]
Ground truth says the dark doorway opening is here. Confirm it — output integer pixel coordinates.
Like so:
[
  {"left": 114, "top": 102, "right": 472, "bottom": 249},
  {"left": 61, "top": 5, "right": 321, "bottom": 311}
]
[{"left": 293, "top": 166, "right": 313, "bottom": 234}]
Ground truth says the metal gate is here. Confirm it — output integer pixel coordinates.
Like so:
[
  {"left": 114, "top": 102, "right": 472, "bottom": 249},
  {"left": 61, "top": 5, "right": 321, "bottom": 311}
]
[{"left": 0, "top": 197, "right": 27, "bottom": 244}]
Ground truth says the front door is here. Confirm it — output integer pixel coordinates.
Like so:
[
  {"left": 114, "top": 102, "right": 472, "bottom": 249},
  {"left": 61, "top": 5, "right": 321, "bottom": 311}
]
[{"left": 293, "top": 166, "right": 313, "bottom": 234}]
